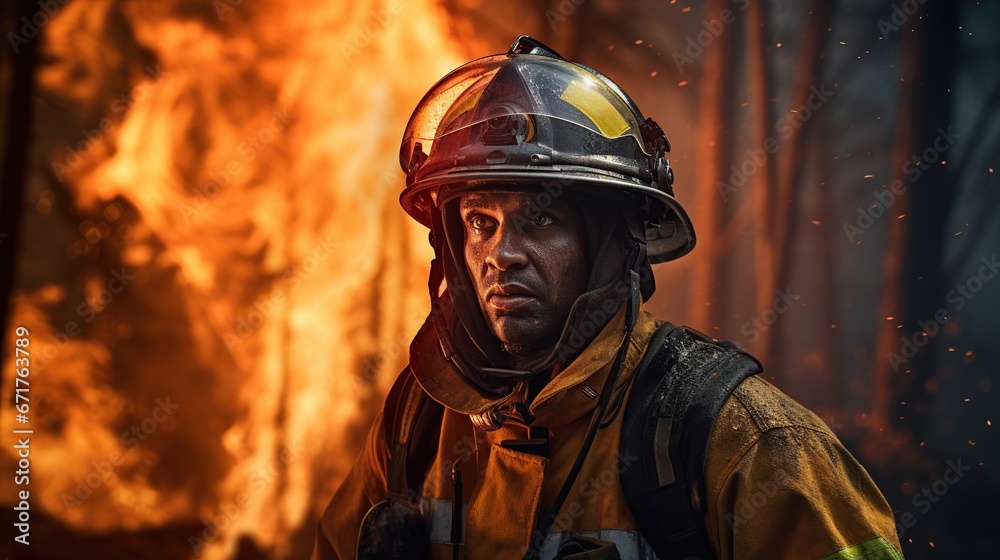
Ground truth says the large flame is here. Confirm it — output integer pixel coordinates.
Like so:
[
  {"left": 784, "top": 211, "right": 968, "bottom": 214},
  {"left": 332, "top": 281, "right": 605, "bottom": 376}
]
[{"left": 2, "top": 1, "right": 481, "bottom": 557}]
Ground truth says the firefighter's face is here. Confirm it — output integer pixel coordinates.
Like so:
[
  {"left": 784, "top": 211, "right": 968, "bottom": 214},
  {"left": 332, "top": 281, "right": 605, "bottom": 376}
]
[{"left": 460, "top": 191, "right": 589, "bottom": 363}]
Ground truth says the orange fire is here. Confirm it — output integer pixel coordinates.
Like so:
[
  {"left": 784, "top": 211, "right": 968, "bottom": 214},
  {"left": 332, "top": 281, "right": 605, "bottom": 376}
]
[{"left": 2, "top": 1, "right": 484, "bottom": 557}]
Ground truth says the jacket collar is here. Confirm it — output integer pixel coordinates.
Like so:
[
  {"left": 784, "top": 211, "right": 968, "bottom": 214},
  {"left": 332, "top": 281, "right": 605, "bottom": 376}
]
[{"left": 530, "top": 306, "right": 660, "bottom": 427}]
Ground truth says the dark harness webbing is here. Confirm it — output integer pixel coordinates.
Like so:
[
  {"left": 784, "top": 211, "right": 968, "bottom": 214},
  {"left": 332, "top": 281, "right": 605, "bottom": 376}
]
[
  {"left": 383, "top": 367, "right": 445, "bottom": 501},
  {"left": 620, "top": 323, "right": 762, "bottom": 560}
]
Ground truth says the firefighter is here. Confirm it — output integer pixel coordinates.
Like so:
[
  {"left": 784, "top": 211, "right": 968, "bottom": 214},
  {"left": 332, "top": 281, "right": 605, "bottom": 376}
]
[{"left": 312, "top": 36, "right": 903, "bottom": 560}]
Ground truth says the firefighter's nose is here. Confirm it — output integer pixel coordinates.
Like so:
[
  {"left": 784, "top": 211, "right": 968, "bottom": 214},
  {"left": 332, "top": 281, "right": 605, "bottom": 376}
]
[{"left": 486, "top": 222, "right": 529, "bottom": 271}]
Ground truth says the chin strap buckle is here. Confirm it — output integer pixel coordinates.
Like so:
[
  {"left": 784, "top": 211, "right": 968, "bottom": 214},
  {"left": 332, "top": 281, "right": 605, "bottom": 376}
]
[
  {"left": 469, "top": 391, "right": 537, "bottom": 432},
  {"left": 470, "top": 405, "right": 506, "bottom": 432}
]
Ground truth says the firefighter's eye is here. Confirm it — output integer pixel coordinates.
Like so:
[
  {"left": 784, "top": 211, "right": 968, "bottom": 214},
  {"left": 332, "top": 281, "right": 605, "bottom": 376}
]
[
  {"left": 531, "top": 213, "right": 554, "bottom": 227},
  {"left": 468, "top": 214, "right": 496, "bottom": 232}
]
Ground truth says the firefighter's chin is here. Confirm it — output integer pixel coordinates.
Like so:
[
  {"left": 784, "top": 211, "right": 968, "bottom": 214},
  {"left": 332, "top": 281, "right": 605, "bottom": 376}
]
[{"left": 487, "top": 313, "right": 556, "bottom": 360}]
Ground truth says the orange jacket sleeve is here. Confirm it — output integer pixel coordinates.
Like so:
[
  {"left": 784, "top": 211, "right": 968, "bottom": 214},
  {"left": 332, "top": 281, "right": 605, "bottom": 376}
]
[{"left": 704, "top": 377, "right": 903, "bottom": 560}]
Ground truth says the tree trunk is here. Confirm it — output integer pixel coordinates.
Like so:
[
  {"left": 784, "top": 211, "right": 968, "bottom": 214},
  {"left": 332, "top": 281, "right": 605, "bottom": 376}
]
[{"left": 690, "top": 0, "right": 739, "bottom": 333}]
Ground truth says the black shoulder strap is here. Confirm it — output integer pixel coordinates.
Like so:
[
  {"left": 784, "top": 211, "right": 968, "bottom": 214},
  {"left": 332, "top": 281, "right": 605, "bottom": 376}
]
[
  {"left": 383, "top": 367, "right": 444, "bottom": 502},
  {"left": 620, "top": 323, "right": 763, "bottom": 560}
]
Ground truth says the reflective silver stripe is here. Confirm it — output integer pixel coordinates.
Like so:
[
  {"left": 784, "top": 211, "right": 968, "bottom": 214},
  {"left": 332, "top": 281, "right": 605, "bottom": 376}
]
[
  {"left": 420, "top": 497, "right": 658, "bottom": 559},
  {"left": 420, "top": 496, "right": 467, "bottom": 544},
  {"left": 537, "top": 529, "right": 659, "bottom": 560}
]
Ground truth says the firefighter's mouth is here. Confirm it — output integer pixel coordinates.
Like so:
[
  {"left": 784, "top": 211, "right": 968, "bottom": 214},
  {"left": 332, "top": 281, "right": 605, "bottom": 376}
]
[{"left": 486, "top": 284, "right": 539, "bottom": 311}]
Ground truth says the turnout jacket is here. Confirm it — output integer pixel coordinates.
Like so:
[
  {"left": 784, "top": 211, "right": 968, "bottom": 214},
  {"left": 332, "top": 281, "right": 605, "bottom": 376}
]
[{"left": 312, "top": 306, "right": 903, "bottom": 559}]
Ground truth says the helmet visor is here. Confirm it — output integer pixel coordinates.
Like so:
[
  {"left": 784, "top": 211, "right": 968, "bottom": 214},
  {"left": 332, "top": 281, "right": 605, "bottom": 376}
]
[{"left": 400, "top": 54, "right": 650, "bottom": 170}]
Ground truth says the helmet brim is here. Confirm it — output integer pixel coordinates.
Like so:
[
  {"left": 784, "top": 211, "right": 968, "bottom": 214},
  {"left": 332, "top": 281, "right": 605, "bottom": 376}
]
[{"left": 399, "top": 167, "right": 695, "bottom": 263}]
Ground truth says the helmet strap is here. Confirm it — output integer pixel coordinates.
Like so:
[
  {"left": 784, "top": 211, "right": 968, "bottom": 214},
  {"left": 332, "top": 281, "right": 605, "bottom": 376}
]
[{"left": 427, "top": 211, "right": 483, "bottom": 386}]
